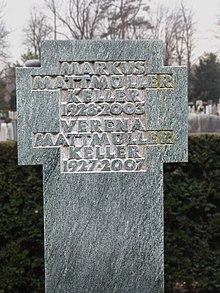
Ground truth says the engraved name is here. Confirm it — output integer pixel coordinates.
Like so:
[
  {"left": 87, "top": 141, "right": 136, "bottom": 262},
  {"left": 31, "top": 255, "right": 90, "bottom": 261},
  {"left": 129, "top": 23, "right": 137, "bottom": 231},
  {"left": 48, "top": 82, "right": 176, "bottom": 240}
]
[
  {"left": 31, "top": 61, "right": 174, "bottom": 173},
  {"left": 32, "top": 74, "right": 173, "bottom": 90}
]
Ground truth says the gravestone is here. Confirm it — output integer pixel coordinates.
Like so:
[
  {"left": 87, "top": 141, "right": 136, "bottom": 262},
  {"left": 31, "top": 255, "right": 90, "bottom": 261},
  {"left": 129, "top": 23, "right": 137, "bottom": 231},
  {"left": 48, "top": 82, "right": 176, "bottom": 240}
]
[{"left": 16, "top": 40, "right": 188, "bottom": 293}]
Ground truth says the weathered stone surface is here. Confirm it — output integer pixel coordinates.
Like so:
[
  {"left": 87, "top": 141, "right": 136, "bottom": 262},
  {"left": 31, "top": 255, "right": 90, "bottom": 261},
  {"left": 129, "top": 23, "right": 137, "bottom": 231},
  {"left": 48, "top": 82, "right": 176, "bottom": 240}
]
[{"left": 16, "top": 40, "right": 188, "bottom": 293}]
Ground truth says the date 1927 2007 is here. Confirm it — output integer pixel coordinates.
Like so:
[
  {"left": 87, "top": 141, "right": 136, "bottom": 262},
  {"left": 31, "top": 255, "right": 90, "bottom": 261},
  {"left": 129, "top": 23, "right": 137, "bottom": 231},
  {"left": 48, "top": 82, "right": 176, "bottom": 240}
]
[{"left": 62, "top": 158, "right": 146, "bottom": 173}]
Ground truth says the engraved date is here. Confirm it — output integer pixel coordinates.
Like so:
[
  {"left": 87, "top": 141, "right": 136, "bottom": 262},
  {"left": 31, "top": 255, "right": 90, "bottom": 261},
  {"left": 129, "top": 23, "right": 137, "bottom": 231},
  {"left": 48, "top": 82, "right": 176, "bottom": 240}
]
[
  {"left": 61, "top": 102, "right": 145, "bottom": 116},
  {"left": 62, "top": 158, "right": 145, "bottom": 173}
]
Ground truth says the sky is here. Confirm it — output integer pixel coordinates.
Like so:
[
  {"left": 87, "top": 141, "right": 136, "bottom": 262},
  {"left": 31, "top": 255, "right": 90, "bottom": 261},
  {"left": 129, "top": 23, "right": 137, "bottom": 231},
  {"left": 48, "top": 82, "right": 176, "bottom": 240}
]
[{"left": 4, "top": 0, "right": 220, "bottom": 64}]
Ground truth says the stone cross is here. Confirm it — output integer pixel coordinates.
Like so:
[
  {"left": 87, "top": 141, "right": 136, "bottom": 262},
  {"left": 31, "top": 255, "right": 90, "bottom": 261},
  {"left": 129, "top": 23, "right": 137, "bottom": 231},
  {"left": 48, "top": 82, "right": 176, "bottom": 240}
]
[{"left": 16, "top": 40, "right": 188, "bottom": 293}]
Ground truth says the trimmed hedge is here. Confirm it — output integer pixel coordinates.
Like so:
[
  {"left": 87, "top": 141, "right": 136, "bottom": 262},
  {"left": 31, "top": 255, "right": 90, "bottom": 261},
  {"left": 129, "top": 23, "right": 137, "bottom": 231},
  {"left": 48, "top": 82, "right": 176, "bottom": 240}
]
[
  {"left": 164, "top": 135, "right": 220, "bottom": 293},
  {"left": 0, "top": 142, "right": 44, "bottom": 293},
  {"left": 0, "top": 136, "right": 219, "bottom": 292}
]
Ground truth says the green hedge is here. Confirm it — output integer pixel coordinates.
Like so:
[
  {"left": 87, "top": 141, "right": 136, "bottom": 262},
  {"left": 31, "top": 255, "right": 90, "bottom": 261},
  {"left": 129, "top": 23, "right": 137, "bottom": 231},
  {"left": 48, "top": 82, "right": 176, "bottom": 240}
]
[
  {"left": 164, "top": 135, "right": 220, "bottom": 293},
  {"left": 0, "top": 136, "right": 219, "bottom": 292},
  {"left": 0, "top": 142, "right": 44, "bottom": 293}
]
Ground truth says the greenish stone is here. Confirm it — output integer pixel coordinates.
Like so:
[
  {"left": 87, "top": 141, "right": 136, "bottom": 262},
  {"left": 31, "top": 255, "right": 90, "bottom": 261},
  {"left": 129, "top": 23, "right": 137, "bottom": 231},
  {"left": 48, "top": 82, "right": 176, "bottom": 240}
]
[{"left": 16, "top": 40, "right": 188, "bottom": 293}]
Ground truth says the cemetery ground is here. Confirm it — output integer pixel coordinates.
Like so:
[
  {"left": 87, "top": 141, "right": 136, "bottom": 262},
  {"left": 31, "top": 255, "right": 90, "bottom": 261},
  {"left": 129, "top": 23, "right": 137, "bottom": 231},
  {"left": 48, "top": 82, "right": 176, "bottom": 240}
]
[{"left": 0, "top": 134, "right": 219, "bottom": 293}]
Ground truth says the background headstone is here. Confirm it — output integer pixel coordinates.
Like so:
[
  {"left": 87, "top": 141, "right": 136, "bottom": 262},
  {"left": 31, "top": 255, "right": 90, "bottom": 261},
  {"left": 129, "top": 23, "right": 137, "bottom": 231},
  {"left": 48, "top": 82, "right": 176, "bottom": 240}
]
[{"left": 16, "top": 40, "right": 188, "bottom": 293}]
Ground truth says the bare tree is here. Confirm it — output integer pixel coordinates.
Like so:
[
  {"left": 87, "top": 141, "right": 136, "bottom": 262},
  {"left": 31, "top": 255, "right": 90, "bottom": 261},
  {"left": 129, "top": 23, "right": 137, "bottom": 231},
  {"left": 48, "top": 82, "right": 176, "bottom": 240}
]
[
  {"left": 0, "top": 0, "right": 10, "bottom": 109},
  {"left": 45, "top": 0, "right": 104, "bottom": 40},
  {"left": 180, "top": 2, "right": 195, "bottom": 69},
  {"left": 0, "top": 1, "right": 9, "bottom": 64},
  {"left": 23, "top": 8, "right": 53, "bottom": 58},
  {"left": 44, "top": 0, "right": 59, "bottom": 40},
  {"left": 149, "top": 2, "right": 195, "bottom": 67},
  {"left": 149, "top": 5, "right": 178, "bottom": 65},
  {"left": 164, "top": 9, "right": 180, "bottom": 65},
  {"left": 100, "top": 0, "right": 152, "bottom": 39},
  {"left": 44, "top": 0, "right": 152, "bottom": 40}
]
